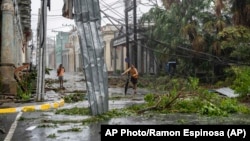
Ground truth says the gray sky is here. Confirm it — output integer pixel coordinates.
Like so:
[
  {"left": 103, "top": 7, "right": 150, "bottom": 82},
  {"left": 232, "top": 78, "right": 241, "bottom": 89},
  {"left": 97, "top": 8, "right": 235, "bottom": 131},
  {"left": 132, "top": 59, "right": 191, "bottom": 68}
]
[
  {"left": 31, "top": 0, "right": 162, "bottom": 37},
  {"left": 31, "top": 0, "right": 75, "bottom": 37}
]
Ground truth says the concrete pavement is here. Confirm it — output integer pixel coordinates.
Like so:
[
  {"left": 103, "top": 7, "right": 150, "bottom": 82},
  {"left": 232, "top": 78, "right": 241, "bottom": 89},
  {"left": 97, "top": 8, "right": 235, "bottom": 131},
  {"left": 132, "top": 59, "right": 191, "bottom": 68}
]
[{"left": 0, "top": 70, "right": 76, "bottom": 114}]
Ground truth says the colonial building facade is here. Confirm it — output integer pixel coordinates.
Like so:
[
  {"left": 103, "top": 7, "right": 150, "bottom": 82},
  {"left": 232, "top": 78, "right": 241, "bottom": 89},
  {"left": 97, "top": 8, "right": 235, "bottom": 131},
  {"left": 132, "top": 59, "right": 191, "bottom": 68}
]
[{"left": 0, "top": 0, "right": 32, "bottom": 96}]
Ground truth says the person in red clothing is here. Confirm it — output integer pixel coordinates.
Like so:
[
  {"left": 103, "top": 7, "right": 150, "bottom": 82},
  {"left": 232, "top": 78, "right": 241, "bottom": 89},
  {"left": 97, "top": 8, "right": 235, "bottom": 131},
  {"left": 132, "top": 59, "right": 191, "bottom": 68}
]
[
  {"left": 57, "top": 64, "right": 65, "bottom": 88},
  {"left": 121, "top": 64, "right": 139, "bottom": 94}
]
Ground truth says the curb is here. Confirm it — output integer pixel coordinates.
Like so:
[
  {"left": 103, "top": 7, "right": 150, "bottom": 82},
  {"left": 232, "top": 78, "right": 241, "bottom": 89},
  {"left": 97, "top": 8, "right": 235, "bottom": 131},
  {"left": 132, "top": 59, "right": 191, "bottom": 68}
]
[{"left": 0, "top": 99, "right": 65, "bottom": 114}]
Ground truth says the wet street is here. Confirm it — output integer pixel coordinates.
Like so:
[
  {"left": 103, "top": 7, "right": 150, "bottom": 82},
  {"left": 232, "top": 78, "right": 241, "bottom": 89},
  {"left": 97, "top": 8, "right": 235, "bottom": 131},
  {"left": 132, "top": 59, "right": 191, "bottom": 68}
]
[
  {"left": 0, "top": 70, "right": 149, "bottom": 141},
  {"left": 1, "top": 70, "right": 250, "bottom": 141},
  {"left": 2, "top": 108, "right": 250, "bottom": 141}
]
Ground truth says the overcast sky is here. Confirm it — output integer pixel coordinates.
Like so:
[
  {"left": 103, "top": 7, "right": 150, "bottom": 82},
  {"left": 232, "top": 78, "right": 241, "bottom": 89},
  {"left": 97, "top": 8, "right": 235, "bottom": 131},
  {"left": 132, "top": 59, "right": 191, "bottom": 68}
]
[
  {"left": 31, "top": 0, "right": 162, "bottom": 38},
  {"left": 31, "top": 0, "right": 75, "bottom": 37}
]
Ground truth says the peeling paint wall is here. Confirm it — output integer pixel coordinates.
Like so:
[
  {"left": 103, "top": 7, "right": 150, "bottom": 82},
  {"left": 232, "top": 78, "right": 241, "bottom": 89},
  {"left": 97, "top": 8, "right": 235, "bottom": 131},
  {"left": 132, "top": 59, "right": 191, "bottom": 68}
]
[
  {"left": 0, "top": 0, "right": 32, "bottom": 96},
  {"left": 17, "top": 0, "right": 31, "bottom": 39}
]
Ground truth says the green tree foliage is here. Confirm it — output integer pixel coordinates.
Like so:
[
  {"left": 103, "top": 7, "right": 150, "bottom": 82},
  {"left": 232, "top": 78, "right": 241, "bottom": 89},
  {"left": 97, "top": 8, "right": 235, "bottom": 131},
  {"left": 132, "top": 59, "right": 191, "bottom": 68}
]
[
  {"left": 141, "top": 0, "right": 218, "bottom": 77},
  {"left": 140, "top": 0, "right": 250, "bottom": 82},
  {"left": 218, "top": 26, "right": 250, "bottom": 64},
  {"left": 231, "top": 66, "right": 250, "bottom": 98}
]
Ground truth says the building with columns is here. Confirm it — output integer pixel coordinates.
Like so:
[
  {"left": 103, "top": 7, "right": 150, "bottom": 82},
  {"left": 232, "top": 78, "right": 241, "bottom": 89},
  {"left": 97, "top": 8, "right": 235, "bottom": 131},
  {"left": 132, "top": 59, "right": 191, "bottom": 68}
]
[
  {"left": 112, "top": 25, "right": 157, "bottom": 75},
  {"left": 101, "top": 24, "right": 119, "bottom": 73},
  {"left": 60, "top": 24, "right": 118, "bottom": 73},
  {"left": 0, "top": 0, "right": 32, "bottom": 96},
  {"left": 68, "top": 28, "right": 82, "bottom": 72},
  {"left": 46, "top": 37, "right": 56, "bottom": 69}
]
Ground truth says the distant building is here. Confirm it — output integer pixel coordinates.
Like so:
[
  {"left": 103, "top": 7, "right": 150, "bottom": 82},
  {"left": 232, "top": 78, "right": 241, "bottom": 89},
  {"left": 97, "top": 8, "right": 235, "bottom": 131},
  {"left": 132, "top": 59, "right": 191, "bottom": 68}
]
[
  {"left": 55, "top": 31, "right": 70, "bottom": 70},
  {"left": 68, "top": 28, "right": 82, "bottom": 72},
  {"left": 101, "top": 24, "right": 119, "bottom": 73},
  {"left": 112, "top": 24, "right": 157, "bottom": 75},
  {"left": 46, "top": 37, "right": 56, "bottom": 69}
]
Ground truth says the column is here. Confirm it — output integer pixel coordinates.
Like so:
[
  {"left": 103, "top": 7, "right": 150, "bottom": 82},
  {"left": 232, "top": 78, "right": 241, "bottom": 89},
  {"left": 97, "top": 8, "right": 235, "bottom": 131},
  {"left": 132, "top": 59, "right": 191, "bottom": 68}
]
[{"left": 0, "top": 0, "right": 16, "bottom": 95}]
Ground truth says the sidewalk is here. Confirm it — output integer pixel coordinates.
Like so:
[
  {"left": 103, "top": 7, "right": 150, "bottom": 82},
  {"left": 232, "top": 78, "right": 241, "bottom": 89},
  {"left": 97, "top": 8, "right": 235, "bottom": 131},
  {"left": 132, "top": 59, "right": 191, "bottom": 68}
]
[
  {"left": 0, "top": 70, "right": 72, "bottom": 114},
  {"left": 0, "top": 70, "right": 150, "bottom": 114}
]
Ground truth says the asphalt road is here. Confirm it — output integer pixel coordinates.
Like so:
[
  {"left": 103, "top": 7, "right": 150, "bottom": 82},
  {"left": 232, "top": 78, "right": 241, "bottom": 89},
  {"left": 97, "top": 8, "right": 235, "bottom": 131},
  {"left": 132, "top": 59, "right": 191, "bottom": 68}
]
[
  {"left": 2, "top": 102, "right": 250, "bottom": 141},
  {"left": 0, "top": 113, "right": 18, "bottom": 141},
  {"left": 1, "top": 111, "right": 101, "bottom": 141},
  {"left": 0, "top": 96, "right": 145, "bottom": 141}
]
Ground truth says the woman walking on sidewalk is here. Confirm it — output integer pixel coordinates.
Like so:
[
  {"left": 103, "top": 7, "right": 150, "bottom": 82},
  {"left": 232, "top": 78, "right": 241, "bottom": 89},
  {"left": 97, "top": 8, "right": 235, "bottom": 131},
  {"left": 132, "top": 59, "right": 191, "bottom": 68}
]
[{"left": 57, "top": 64, "right": 65, "bottom": 89}]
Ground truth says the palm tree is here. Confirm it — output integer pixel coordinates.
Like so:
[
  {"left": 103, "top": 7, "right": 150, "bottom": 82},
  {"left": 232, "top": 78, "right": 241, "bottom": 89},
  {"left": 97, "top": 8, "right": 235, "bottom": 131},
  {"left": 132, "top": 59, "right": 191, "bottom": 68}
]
[
  {"left": 217, "top": 0, "right": 250, "bottom": 65},
  {"left": 140, "top": 0, "right": 250, "bottom": 77},
  {"left": 161, "top": 0, "right": 180, "bottom": 9},
  {"left": 231, "top": 0, "right": 250, "bottom": 27}
]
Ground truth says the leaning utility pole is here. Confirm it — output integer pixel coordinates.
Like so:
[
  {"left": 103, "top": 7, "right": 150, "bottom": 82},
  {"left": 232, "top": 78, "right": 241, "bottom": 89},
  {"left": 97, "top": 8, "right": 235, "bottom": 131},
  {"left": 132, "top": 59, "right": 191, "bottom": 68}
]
[{"left": 71, "top": 0, "right": 109, "bottom": 115}]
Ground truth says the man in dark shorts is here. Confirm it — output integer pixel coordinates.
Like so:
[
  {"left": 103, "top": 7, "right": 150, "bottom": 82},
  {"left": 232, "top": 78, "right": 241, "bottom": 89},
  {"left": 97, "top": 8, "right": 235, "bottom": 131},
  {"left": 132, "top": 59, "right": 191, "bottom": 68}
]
[{"left": 121, "top": 64, "right": 139, "bottom": 94}]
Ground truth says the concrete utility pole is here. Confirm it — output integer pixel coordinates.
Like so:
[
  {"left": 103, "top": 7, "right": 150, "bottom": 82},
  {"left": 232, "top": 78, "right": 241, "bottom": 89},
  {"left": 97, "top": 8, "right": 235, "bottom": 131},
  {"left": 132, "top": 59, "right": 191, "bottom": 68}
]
[
  {"left": 125, "top": 2, "right": 129, "bottom": 68},
  {"left": 133, "top": 0, "right": 137, "bottom": 67},
  {"left": 124, "top": 0, "right": 133, "bottom": 68},
  {"left": 36, "top": 0, "right": 47, "bottom": 101},
  {"left": 0, "top": 0, "right": 17, "bottom": 95},
  {"left": 133, "top": 0, "right": 142, "bottom": 73}
]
